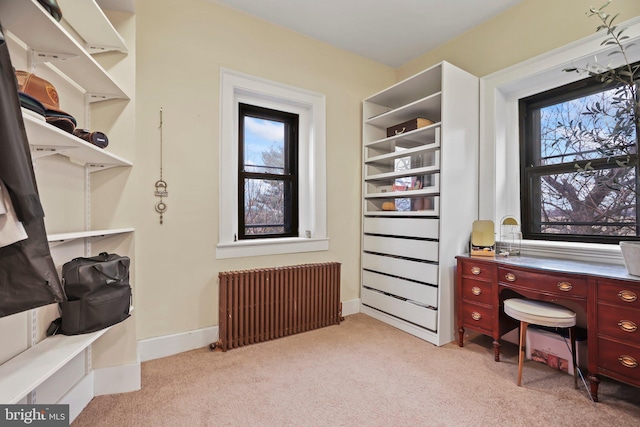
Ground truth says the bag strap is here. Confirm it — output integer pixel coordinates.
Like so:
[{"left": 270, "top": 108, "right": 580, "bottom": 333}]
[{"left": 47, "top": 318, "right": 62, "bottom": 336}]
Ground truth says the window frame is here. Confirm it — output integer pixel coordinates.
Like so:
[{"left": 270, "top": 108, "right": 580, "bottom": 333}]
[
  {"left": 480, "top": 16, "right": 640, "bottom": 262},
  {"left": 238, "top": 103, "right": 299, "bottom": 240},
  {"left": 519, "top": 76, "right": 639, "bottom": 244},
  {"left": 217, "top": 68, "right": 328, "bottom": 259}
]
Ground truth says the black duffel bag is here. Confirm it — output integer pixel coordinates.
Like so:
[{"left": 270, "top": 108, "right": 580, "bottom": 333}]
[
  {"left": 49, "top": 252, "right": 132, "bottom": 336},
  {"left": 59, "top": 284, "right": 131, "bottom": 335},
  {"left": 62, "top": 252, "right": 130, "bottom": 299}
]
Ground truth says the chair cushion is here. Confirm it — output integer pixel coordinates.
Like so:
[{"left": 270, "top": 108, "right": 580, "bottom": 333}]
[{"left": 503, "top": 298, "right": 576, "bottom": 328}]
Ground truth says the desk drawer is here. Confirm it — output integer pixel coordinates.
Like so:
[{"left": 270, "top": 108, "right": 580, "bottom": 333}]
[
  {"left": 459, "top": 259, "right": 495, "bottom": 280},
  {"left": 460, "top": 302, "right": 493, "bottom": 334},
  {"left": 598, "top": 281, "right": 640, "bottom": 309},
  {"left": 498, "top": 267, "right": 587, "bottom": 298},
  {"left": 598, "top": 338, "right": 640, "bottom": 384},
  {"left": 597, "top": 304, "right": 640, "bottom": 343},
  {"left": 461, "top": 277, "right": 493, "bottom": 306}
]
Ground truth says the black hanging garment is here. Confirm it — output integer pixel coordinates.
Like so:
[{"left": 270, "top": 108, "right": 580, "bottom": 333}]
[{"left": 0, "top": 22, "right": 65, "bottom": 317}]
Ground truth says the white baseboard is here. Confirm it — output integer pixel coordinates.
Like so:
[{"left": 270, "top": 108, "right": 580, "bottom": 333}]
[
  {"left": 136, "top": 300, "right": 361, "bottom": 363},
  {"left": 59, "top": 372, "right": 94, "bottom": 424},
  {"left": 94, "top": 362, "right": 141, "bottom": 396},
  {"left": 137, "top": 326, "right": 218, "bottom": 362},
  {"left": 342, "top": 298, "right": 360, "bottom": 317}
]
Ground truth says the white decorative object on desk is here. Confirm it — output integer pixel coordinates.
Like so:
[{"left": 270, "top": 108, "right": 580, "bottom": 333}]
[{"left": 620, "top": 241, "right": 640, "bottom": 276}]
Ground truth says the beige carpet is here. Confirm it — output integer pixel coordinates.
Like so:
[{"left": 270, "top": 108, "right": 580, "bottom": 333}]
[{"left": 73, "top": 314, "right": 640, "bottom": 426}]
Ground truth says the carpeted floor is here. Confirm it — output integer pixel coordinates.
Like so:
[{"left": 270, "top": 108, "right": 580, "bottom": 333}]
[{"left": 73, "top": 314, "right": 640, "bottom": 426}]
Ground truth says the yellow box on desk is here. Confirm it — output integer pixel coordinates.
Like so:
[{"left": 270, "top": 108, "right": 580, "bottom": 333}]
[{"left": 502, "top": 327, "right": 587, "bottom": 375}]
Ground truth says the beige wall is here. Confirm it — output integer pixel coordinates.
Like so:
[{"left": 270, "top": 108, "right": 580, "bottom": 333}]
[
  {"left": 134, "top": 0, "right": 395, "bottom": 339},
  {"left": 398, "top": 0, "right": 640, "bottom": 80},
  {"left": 134, "top": 0, "right": 640, "bottom": 342}
]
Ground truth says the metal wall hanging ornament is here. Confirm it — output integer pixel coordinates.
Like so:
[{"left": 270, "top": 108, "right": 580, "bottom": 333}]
[{"left": 154, "top": 107, "right": 168, "bottom": 224}]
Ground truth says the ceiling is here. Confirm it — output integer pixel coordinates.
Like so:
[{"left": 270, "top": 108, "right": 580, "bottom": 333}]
[{"left": 212, "top": 0, "right": 523, "bottom": 67}]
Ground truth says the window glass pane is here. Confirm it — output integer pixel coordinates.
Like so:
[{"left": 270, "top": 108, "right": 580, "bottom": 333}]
[
  {"left": 539, "top": 87, "right": 637, "bottom": 166},
  {"left": 243, "top": 117, "right": 285, "bottom": 174},
  {"left": 244, "top": 178, "right": 285, "bottom": 235},
  {"left": 536, "top": 168, "right": 636, "bottom": 236}
]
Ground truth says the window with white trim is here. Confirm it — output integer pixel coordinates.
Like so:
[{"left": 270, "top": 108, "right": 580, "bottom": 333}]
[{"left": 217, "top": 69, "right": 328, "bottom": 259}]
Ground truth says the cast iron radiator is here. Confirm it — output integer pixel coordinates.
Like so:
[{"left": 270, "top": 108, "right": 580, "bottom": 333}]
[{"left": 213, "top": 262, "right": 342, "bottom": 351}]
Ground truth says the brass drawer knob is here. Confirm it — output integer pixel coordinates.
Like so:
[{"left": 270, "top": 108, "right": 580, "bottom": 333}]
[
  {"left": 471, "top": 286, "right": 482, "bottom": 296},
  {"left": 618, "top": 355, "right": 638, "bottom": 369},
  {"left": 618, "top": 320, "right": 638, "bottom": 333},
  {"left": 618, "top": 290, "right": 638, "bottom": 303},
  {"left": 505, "top": 272, "right": 516, "bottom": 282},
  {"left": 557, "top": 282, "right": 573, "bottom": 292},
  {"left": 471, "top": 266, "right": 481, "bottom": 275},
  {"left": 471, "top": 311, "right": 482, "bottom": 321}
]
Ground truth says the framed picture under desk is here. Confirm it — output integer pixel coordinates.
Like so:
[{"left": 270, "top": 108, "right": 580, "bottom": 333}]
[{"left": 455, "top": 254, "right": 640, "bottom": 402}]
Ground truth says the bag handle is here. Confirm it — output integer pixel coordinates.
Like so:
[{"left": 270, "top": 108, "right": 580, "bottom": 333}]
[{"left": 92, "top": 260, "right": 128, "bottom": 282}]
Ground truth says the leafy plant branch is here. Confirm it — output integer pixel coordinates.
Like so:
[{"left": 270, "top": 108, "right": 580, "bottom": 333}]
[{"left": 563, "top": 0, "right": 639, "bottom": 195}]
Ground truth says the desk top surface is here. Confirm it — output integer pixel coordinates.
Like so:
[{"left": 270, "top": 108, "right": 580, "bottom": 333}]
[{"left": 456, "top": 254, "right": 640, "bottom": 283}]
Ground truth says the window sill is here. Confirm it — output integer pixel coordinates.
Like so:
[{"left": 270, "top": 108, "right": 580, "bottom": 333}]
[
  {"left": 519, "top": 239, "right": 624, "bottom": 265},
  {"left": 216, "top": 237, "right": 329, "bottom": 259}
]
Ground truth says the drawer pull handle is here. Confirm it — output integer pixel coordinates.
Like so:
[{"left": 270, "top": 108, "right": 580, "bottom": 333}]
[
  {"left": 557, "top": 282, "right": 572, "bottom": 292},
  {"left": 618, "top": 355, "right": 638, "bottom": 369},
  {"left": 618, "top": 290, "right": 638, "bottom": 303},
  {"left": 618, "top": 320, "right": 638, "bottom": 333},
  {"left": 471, "top": 286, "right": 482, "bottom": 296},
  {"left": 505, "top": 272, "right": 516, "bottom": 282},
  {"left": 471, "top": 311, "right": 482, "bottom": 321},
  {"left": 471, "top": 266, "right": 481, "bottom": 275}
]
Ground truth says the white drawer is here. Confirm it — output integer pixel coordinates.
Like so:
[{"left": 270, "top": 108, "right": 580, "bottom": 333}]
[
  {"left": 363, "top": 235, "right": 438, "bottom": 262},
  {"left": 363, "top": 217, "right": 439, "bottom": 239},
  {"left": 362, "top": 253, "right": 438, "bottom": 285},
  {"left": 361, "top": 287, "right": 437, "bottom": 330},
  {"left": 362, "top": 270, "right": 438, "bottom": 308}
]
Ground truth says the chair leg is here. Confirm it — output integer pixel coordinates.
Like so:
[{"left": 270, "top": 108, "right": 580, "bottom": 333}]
[
  {"left": 518, "top": 321, "right": 528, "bottom": 386},
  {"left": 569, "top": 326, "right": 578, "bottom": 389}
]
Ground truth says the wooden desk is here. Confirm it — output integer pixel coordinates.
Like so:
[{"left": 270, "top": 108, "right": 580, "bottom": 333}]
[{"left": 455, "top": 254, "right": 640, "bottom": 401}]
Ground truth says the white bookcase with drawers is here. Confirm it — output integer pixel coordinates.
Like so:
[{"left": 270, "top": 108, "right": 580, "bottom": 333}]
[{"left": 360, "top": 61, "right": 479, "bottom": 346}]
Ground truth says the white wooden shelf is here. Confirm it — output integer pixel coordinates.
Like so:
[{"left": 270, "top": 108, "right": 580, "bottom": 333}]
[
  {"left": 0, "top": 0, "right": 128, "bottom": 101},
  {"left": 366, "top": 187, "right": 439, "bottom": 199},
  {"left": 48, "top": 228, "right": 134, "bottom": 247},
  {"left": 366, "top": 92, "right": 442, "bottom": 129},
  {"left": 365, "top": 65, "right": 443, "bottom": 111},
  {"left": 361, "top": 61, "right": 478, "bottom": 346},
  {"left": 365, "top": 124, "right": 440, "bottom": 151},
  {"left": 23, "top": 109, "right": 132, "bottom": 170},
  {"left": 0, "top": 329, "right": 109, "bottom": 404},
  {"left": 365, "top": 166, "right": 440, "bottom": 184},
  {"left": 366, "top": 142, "right": 440, "bottom": 165},
  {"left": 58, "top": 0, "right": 128, "bottom": 54}
]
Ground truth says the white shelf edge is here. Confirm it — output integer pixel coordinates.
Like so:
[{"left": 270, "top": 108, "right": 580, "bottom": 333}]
[
  {"left": 365, "top": 92, "right": 442, "bottom": 127},
  {"left": 58, "top": 0, "right": 128, "bottom": 54},
  {"left": 48, "top": 228, "right": 135, "bottom": 243},
  {"left": 366, "top": 143, "right": 441, "bottom": 164},
  {"left": 0, "top": 1, "right": 129, "bottom": 100},
  {"left": 365, "top": 165, "right": 440, "bottom": 182},
  {"left": 364, "top": 210, "right": 439, "bottom": 217},
  {"left": 365, "top": 123, "right": 441, "bottom": 148},
  {"left": 23, "top": 108, "right": 133, "bottom": 169},
  {"left": 366, "top": 188, "right": 439, "bottom": 199},
  {"left": 0, "top": 328, "right": 109, "bottom": 404}
]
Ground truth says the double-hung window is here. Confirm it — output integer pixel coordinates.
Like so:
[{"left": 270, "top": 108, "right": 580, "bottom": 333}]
[
  {"left": 217, "top": 69, "right": 328, "bottom": 259},
  {"left": 520, "top": 73, "right": 639, "bottom": 244},
  {"left": 238, "top": 103, "right": 299, "bottom": 239}
]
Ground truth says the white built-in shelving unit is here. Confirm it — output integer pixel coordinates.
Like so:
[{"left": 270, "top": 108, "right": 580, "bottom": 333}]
[
  {"left": 360, "top": 61, "right": 479, "bottom": 346},
  {"left": 0, "top": 0, "right": 134, "bottom": 414}
]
